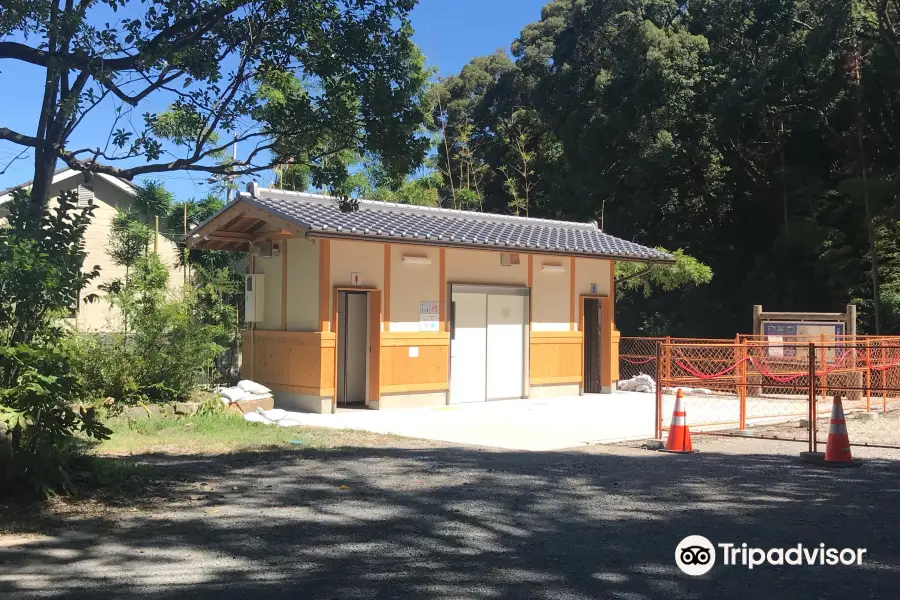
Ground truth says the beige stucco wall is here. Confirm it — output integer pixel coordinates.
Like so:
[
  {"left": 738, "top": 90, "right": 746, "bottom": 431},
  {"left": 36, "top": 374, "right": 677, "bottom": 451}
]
[
  {"left": 252, "top": 252, "right": 283, "bottom": 331},
  {"left": 389, "top": 244, "right": 440, "bottom": 332},
  {"left": 63, "top": 177, "right": 184, "bottom": 332},
  {"left": 285, "top": 238, "right": 320, "bottom": 331},
  {"left": 445, "top": 248, "right": 528, "bottom": 287},
  {"left": 574, "top": 257, "right": 612, "bottom": 325},
  {"left": 329, "top": 239, "right": 385, "bottom": 322},
  {"left": 531, "top": 257, "right": 571, "bottom": 332},
  {"left": 245, "top": 237, "right": 613, "bottom": 338}
]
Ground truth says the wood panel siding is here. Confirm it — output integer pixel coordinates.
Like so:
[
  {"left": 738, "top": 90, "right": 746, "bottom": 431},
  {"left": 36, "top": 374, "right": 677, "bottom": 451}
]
[
  {"left": 530, "top": 331, "right": 583, "bottom": 385},
  {"left": 241, "top": 330, "right": 336, "bottom": 396},
  {"left": 380, "top": 332, "right": 450, "bottom": 393}
]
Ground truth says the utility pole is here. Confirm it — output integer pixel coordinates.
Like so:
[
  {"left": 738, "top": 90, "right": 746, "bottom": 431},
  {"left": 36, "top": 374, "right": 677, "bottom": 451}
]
[
  {"left": 226, "top": 142, "right": 237, "bottom": 203},
  {"left": 183, "top": 201, "right": 188, "bottom": 287}
]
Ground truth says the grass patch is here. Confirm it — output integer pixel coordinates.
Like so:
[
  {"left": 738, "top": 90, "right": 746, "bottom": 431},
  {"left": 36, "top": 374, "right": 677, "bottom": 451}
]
[{"left": 96, "top": 412, "right": 405, "bottom": 456}]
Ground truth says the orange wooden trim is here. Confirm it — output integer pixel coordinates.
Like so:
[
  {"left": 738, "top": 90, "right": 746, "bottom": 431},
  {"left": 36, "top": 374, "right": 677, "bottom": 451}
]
[
  {"left": 609, "top": 260, "right": 616, "bottom": 318},
  {"left": 281, "top": 240, "right": 287, "bottom": 330},
  {"left": 330, "top": 286, "right": 382, "bottom": 409},
  {"left": 239, "top": 204, "right": 305, "bottom": 235},
  {"left": 240, "top": 330, "right": 336, "bottom": 346},
  {"left": 318, "top": 239, "right": 330, "bottom": 332},
  {"left": 381, "top": 332, "right": 450, "bottom": 346},
  {"left": 368, "top": 289, "right": 383, "bottom": 404},
  {"left": 527, "top": 254, "right": 534, "bottom": 328},
  {"left": 187, "top": 204, "right": 247, "bottom": 248},
  {"left": 439, "top": 247, "right": 446, "bottom": 331},
  {"left": 569, "top": 257, "right": 576, "bottom": 331},
  {"left": 384, "top": 244, "right": 391, "bottom": 332},
  {"left": 530, "top": 376, "right": 583, "bottom": 385},
  {"left": 600, "top": 296, "right": 614, "bottom": 389},
  {"left": 381, "top": 383, "right": 450, "bottom": 394},
  {"left": 527, "top": 254, "right": 534, "bottom": 288},
  {"left": 530, "top": 331, "right": 583, "bottom": 343}
]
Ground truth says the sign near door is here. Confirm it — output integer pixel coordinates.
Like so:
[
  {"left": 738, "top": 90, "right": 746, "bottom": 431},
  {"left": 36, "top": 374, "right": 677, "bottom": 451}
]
[
  {"left": 419, "top": 301, "right": 440, "bottom": 332},
  {"left": 590, "top": 283, "right": 598, "bottom": 294},
  {"left": 350, "top": 272, "right": 361, "bottom": 285}
]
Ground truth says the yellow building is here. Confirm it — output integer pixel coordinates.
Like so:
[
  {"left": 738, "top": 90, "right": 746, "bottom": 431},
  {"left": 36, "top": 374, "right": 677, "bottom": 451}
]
[{"left": 189, "top": 183, "right": 673, "bottom": 413}]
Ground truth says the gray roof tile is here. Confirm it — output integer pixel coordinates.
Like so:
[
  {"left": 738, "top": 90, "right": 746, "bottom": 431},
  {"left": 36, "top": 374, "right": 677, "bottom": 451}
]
[{"left": 234, "top": 188, "right": 674, "bottom": 263}]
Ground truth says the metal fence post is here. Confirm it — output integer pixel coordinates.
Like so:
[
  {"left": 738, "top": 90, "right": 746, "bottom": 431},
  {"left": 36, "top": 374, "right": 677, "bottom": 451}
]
[
  {"left": 737, "top": 335, "right": 747, "bottom": 430},
  {"left": 655, "top": 341, "right": 664, "bottom": 440},
  {"left": 866, "top": 339, "right": 871, "bottom": 413},
  {"left": 808, "top": 342, "right": 816, "bottom": 454},
  {"left": 883, "top": 342, "right": 888, "bottom": 414},
  {"left": 819, "top": 333, "right": 827, "bottom": 408},
  {"left": 664, "top": 335, "right": 671, "bottom": 386}
]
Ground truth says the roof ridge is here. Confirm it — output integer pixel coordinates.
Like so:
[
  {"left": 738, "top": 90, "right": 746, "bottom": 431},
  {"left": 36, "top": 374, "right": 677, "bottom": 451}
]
[{"left": 245, "top": 187, "right": 599, "bottom": 231}]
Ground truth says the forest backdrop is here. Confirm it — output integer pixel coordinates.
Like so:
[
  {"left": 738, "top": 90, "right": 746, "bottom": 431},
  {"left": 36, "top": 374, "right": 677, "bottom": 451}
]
[{"left": 404, "top": 0, "right": 900, "bottom": 337}]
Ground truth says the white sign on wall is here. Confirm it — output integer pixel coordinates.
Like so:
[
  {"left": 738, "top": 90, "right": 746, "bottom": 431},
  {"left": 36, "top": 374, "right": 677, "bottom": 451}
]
[
  {"left": 350, "top": 272, "right": 361, "bottom": 285},
  {"left": 419, "top": 301, "right": 440, "bottom": 332}
]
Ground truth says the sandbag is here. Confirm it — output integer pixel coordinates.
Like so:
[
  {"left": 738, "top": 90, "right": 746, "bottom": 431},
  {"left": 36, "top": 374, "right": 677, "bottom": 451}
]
[
  {"left": 617, "top": 373, "right": 656, "bottom": 393},
  {"left": 219, "top": 386, "right": 248, "bottom": 402},
  {"left": 237, "top": 380, "right": 271, "bottom": 394}
]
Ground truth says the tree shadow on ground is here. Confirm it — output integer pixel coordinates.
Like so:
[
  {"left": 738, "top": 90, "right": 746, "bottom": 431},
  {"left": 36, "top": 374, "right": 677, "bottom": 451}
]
[{"left": 2, "top": 444, "right": 899, "bottom": 600}]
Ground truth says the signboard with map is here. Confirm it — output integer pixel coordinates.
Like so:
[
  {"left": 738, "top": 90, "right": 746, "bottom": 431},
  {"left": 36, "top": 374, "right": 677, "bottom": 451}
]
[{"left": 763, "top": 321, "right": 845, "bottom": 357}]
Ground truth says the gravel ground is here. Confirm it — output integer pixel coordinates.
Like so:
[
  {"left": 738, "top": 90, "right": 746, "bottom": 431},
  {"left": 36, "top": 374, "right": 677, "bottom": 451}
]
[{"left": 2, "top": 435, "right": 900, "bottom": 599}]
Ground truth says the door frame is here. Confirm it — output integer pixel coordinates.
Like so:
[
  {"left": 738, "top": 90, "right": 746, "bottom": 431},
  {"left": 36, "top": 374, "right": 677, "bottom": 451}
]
[
  {"left": 332, "top": 286, "right": 382, "bottom": 410},
  {"left": 579, "top": 294, "right": 613, "bottom": 393},
  {"left": 448, "top": 284, "right": 530, "bottom": 402}
]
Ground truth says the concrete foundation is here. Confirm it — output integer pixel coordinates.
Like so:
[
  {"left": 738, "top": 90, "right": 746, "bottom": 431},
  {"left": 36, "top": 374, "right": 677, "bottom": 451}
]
[
  {"left": 275, "top": 391, "right": 333, "bottom": 414},
  {"left": 370, "top": 391, "right": 448, "bottom": 410},
  {"left": 529, "top": 383, "right": 581, "bottom": 399}
]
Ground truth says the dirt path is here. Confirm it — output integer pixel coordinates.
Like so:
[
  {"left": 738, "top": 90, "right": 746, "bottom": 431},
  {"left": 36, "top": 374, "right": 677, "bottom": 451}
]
[{"left": 2, "top": 437, "right": 899, "bottom": 599}]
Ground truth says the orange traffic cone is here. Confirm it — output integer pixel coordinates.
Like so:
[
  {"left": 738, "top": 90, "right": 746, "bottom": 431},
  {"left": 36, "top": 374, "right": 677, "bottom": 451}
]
[
  {"left": 662, "top": 389, "right": 693, "bottom": 454},
  {"left": 824, "top": 393, "right": 854, "bottom": 464}
]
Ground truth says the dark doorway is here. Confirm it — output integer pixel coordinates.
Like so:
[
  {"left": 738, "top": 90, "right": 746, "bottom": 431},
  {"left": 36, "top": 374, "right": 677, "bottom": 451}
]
[
  {"left": 583, "top": 298, "right": 602, "bottom": 393},
  {"left": 337, "top": 291, "right": 369, "bottom": 407}
]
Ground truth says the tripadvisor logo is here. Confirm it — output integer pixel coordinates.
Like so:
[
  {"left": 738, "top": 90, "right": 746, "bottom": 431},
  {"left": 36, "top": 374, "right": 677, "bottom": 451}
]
[
  {"left": 675, "top": 536, "right": 867, "bottom": 576},
  {"left": 675, "top": 535, "right": 716, "bottom": 576}
]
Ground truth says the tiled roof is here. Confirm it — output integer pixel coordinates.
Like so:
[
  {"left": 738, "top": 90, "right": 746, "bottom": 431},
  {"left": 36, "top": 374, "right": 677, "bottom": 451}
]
[{"left": 236, "top": 187, "right": 674, "bottom": 262}]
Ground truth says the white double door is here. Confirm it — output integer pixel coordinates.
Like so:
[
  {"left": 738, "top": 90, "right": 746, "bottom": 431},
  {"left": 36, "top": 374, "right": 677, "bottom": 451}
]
[{"left": 449, "top": 291, "right": 527, "bottom": 404}]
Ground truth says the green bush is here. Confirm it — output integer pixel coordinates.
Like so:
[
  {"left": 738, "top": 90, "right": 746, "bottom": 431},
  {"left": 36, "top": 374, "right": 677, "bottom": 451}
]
[
  {"left": 72, "top": 253, "right": 229, "bottom": 406},
  {"left": 0, "top": 188, "right": 110, "bottom": 496}
]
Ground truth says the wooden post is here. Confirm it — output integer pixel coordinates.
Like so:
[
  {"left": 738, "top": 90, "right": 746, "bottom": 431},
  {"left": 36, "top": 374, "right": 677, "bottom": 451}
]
[{"left": 154, "top": 215, "right": 159, "bottom": 254}]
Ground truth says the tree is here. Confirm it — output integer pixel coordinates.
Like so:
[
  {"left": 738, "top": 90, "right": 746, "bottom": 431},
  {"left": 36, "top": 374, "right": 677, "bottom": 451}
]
[
  {"left": 0, "top": 189, "right": 108, "bottom": 494},
  {"left": 133, "top": 180, "right": 173, "bottom": 220},
  {"left": 106, "top": 211, "right": 152, "bottom": 284},
  {"left": 0, "top": 0, "right": 430, "bottom": 216}
]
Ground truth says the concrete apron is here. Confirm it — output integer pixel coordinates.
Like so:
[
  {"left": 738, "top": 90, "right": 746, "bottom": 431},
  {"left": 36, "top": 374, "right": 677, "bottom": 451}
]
[{"left": 274, "top": 392, "right": 658, "bottom": 452}]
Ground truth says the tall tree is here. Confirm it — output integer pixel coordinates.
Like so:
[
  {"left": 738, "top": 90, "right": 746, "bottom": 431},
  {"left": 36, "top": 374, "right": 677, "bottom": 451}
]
[{"left": 0, "top": 0, "right": 430, "bottom": 216}]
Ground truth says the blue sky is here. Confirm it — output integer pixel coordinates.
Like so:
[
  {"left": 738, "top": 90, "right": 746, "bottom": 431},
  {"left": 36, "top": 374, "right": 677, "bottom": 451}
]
[{"left": 0, "top": 0, "right": 548, "bottom": 200}]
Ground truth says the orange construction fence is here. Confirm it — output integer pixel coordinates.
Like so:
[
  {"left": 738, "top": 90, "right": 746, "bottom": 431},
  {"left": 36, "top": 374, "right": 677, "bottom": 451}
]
[{"left": 619, "top": 336, "right": 900, "bottom": 449}]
